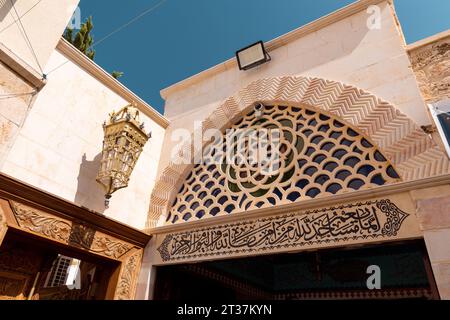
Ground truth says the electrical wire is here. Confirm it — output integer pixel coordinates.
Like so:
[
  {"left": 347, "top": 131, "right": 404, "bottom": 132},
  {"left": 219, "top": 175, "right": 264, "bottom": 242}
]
[
  {"left": 91, "top": 0, "right": 167, "bottom": 49},
  {"left": 0, "top": 0, "right": 42, "bottom": 35},
  {"left": 0, "top": 92, "right": 35, "bottom": 97},
  {"left": 0, "top": 91, "right": 37, "bottom": 100},
  {"left": 46, "top": 0, "right": 168, "bottom": 77},
  {"left": 8, "top": 0, "right": 44, "bottom": 75}
]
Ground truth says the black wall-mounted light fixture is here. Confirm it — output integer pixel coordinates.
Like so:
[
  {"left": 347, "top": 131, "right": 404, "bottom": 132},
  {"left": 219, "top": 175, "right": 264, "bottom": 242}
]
[{"left": 236, "top": 41, "right": 271, "bottom": 71}]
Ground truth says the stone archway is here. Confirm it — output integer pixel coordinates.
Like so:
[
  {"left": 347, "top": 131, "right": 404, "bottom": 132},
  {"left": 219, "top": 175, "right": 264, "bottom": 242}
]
[{"left": 147, "top": 76, "right": 450, "bottom": 228}]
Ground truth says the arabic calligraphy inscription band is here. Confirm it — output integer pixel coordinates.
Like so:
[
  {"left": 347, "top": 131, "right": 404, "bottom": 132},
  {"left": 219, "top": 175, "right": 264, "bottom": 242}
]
[{"left": 158, "top": 199, "right": 409, "bottom": 262}]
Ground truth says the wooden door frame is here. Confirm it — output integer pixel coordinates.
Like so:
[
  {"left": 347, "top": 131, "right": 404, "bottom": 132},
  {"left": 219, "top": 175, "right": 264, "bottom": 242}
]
[{"left": 0, "top": 173, "right": 150, "bottom": 300}]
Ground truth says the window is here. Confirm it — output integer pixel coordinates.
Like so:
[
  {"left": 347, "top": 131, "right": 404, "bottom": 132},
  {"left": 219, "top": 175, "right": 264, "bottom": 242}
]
[
  {"left": 167, "top": 104, "right": 400, "bottom": 224},
  {"left": 428, "top": 99, "right": 450, "bottom": 158},
  {"left": 45, "top": 255, "right": 72, "bottom": 287},
  {"left": 44, "top": 255, "right": 81, "bottom": 288}
]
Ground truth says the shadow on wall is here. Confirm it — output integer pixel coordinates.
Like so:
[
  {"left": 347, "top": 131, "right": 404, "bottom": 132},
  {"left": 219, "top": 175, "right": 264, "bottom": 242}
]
[
  {"left": 0, "top": 0, "right": 17, "bottom": 22},
  {"left": 74, "top": 153, "right": 107, "bottom": 214}
]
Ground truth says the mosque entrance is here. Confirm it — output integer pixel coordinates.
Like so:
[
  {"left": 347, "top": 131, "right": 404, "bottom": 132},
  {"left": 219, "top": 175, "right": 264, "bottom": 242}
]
[
  {"left": 153, "top": 240, "right": 439, "bottom": 300},
  {"left": 0, "top": 175, "right": 149, "bottom": 300},
  {"left": 0, "top": 228, "right": 119, "bottom": 300}
]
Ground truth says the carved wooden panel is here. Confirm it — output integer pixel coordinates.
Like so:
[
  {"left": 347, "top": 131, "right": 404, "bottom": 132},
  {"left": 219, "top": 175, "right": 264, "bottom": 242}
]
[
  {"left": 157, "top": 199, "right": 418, "bottom": 263},
  {"left": 0, "top": 244, "right": 44, "bottom": 300},
  {"left": 0, "top": 207, "right": 6, "bottom": 246},
  {"left": 114, "top": 249, "right": 143, "bottom": 300},
  {"left": 167, "top": 105, "right": 400, "bottom": 224},
  {"left": 35, "top": 286, "right": 82, "bottom": 300},
  {"left": 0, "top": 272, "right": 29, "bottom": 300},
  {"left": 409, "top": 35, "right": 450, "bottom": 103},
  {"left": 9, "top": 201, "right": 133, "bottom": 260},
  {"left": 0, "top": 247, "right": 42, "bottom": 275}
]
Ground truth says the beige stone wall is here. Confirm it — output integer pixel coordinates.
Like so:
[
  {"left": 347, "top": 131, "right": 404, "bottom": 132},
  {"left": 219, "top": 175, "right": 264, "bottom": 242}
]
[
  {"left": 0, "top": 49, "right": 166, "bottom": 230},
  {"left": 415, "top": 189, "right": 450, "bottom": 299},
  {"left": 408, "top": 32, "right": 450, "bottom": 104},
  {"left": 159, "top": 1, "right": 428, "bottom": 174},
  {"left": 0, "top": 61, "right": 35, "bottom": 165},
  {"left": 0, "top": 0, "right": 79, "bottom": 73}
]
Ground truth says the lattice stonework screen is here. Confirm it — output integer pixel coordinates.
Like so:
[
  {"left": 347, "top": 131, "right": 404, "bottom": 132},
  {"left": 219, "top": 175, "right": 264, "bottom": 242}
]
[{"left": 167, "top": 105, "right": 401, "bottom": 224}]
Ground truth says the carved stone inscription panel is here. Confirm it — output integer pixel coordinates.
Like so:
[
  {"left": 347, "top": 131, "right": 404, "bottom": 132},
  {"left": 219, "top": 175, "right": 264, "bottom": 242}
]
[
  {"left": 156, "top": 199, "right": 421, "bottom": 264},
  {"left": 9, "top": 201, "right": 132, "bottom": 260}
]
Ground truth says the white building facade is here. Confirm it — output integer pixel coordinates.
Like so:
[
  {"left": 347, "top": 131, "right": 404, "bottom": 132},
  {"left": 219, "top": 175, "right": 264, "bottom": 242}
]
[{"left": 0, "top": 0, "right": 449, "bottom": 300}]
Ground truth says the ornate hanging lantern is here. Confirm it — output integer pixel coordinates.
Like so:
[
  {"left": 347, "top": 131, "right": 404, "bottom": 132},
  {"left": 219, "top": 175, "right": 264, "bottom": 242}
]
[{"left": 96, "top": 103, "right": 151, "bottom": 207}]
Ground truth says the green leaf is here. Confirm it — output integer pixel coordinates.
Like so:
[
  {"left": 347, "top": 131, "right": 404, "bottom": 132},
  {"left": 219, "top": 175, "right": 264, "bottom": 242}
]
[{"left": 111, "top": 71, "right": 124, "bottom": 79}]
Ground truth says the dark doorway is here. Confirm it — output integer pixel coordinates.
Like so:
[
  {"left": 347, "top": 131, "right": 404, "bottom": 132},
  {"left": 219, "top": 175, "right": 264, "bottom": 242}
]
[
  {"left": 154, "top": 240, "right": 439, "bottom": 300},
  {"left": 0, "top": 229, "right": 119, "bottom": 300}
]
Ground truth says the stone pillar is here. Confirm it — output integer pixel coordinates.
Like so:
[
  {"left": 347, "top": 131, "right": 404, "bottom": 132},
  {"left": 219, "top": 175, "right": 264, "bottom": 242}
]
[
  {"left": 417, "top": 195, "right": 450, "bottom": 299},
  {"left": 135, "top": 237, "right": 159, "bottom": 300}
]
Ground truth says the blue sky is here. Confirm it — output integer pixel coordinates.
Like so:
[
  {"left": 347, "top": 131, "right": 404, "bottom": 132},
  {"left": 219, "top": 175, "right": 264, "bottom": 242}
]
[{"left": 78, "top": 0, "right": 450, "bottom": 114}]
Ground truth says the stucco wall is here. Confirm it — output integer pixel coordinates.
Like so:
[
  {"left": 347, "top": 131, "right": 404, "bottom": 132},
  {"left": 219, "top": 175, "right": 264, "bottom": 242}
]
[
  {"left": 408, "top": 31, "right": 450, "bottom": 104},
  {"left": 0, "top": 49, "right": 166, "bottom": 230},
  {"left": 159, "top": 1, "right": 429, "bottom": 174},
  {"left": 0, "top": 61, "right": 34, "bottom": 165},
  {"left": 0, "top": 0, "right": 79, "bottom": 72}
]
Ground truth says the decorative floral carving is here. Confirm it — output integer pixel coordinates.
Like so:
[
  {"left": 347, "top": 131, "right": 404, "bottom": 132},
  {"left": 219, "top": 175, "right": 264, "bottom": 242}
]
[
  {"left": 67, "top": 223, "right": 96, "bottom": 249},
  {"left": 9, "top": 201, "right": 132, "bottom": 260},
  {"left": 221, "top": 107, "right": 306, "bottom": 198},
  {"left": 114, "top": 250, "right": 142, "bottom": 300},
  {"left": 0, "top": 276, "right": 26, "bottom": 300},
  {"left": 0, "top": 209, "right": 5, "bottom": 240},
  {"left": 90, "top": 236, "right": 131, "bottom": 258},
  {"left": 36, "top": 286, "right": 82, "bottom": 300},
  {"left": 157, "top": 235, "right": 173, "bottom": 262},
  {"left": 377, "top": 199, "right": 409, "bottom": 237},
  {"left": 12, "top": 205, "right": 72, "bottom": 241},
  {"left": 0, "top": 247, "right": 42, "bottom": 274},
  {"left": 410, "top": 37, "right": 450, "bottom": 103}
]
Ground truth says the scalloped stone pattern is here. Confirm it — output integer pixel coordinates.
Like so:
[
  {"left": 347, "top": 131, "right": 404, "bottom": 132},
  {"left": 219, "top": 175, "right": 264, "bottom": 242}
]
[
  {"left": 147, "top": 76, "right": 450, "bottom": 228},
  {"left": 167, "top": 104, "right": 401, "bottom": 224}
]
